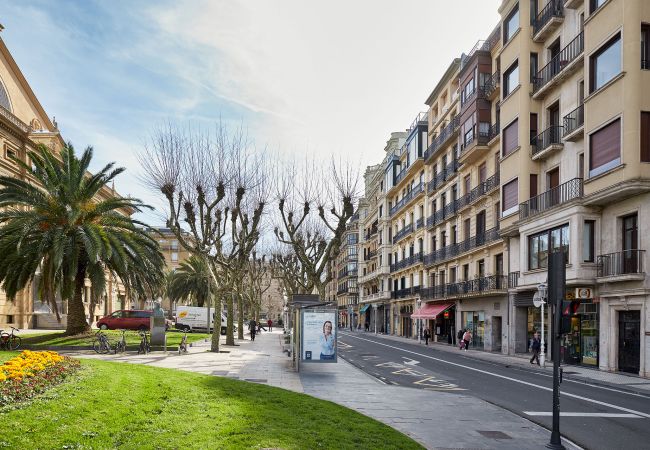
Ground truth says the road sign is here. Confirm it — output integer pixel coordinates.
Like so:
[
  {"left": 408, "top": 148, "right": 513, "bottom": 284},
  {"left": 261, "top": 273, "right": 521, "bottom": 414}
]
[{"left": 533, "top": 292, "right": 545, "bottom": 308}]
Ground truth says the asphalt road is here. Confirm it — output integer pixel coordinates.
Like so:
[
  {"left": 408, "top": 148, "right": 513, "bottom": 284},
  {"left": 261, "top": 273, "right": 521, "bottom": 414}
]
[{"left": 338, "top": 331, "right": 650, "bottom": 450}]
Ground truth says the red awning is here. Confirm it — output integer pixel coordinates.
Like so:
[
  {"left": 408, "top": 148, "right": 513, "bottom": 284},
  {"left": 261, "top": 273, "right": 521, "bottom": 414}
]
[{"left": 411, "top": 302, "right": 454, "bottom": 319}]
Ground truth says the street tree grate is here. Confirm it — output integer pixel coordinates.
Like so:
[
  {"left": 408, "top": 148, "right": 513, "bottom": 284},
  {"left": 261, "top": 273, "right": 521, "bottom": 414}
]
[{"left": 477, "top": 431, "right": 512, "bottom": 440}]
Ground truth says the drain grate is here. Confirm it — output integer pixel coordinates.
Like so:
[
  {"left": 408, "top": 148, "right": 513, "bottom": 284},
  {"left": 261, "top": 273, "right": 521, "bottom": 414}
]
[{"left": 477, "top": 430, "right": 512, "bottom": 440}]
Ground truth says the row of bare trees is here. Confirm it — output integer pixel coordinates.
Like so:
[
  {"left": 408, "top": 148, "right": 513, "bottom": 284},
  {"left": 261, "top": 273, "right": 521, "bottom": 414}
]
[{"left": 140, "top": 122, "right": 359, "bottom": 352}]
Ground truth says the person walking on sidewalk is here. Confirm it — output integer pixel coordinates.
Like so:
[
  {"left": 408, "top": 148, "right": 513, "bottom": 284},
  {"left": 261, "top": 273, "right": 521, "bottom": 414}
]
[
  {"left": 530, "top": 332, "right": 541, "bottom": 365},
  {"left": 462, "top": 329, "right": 472, "bottom": 351},
  {"left": 457, "top": 329, "right": 465, "bottom": 349},
  {"left": 267, "top": 319, "right": 273, "bottom": 332},
  {"left": 423, "top": 328, "right": 430, "bottom": 346},
  {"left": 249, "top": 319, "right": 257, "bottom": 341}
]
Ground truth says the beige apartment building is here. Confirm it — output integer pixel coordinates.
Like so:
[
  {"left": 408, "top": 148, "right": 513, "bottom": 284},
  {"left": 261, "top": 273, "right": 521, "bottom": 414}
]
[
  {"left": 0, "top": 32, "right": 132, "bottom": 329},
  {"left": 335, "top": 214, "right": 360, "bottom": 328},
  {"left": 497, "top": 0, "right": 650, "bottom": 376}
]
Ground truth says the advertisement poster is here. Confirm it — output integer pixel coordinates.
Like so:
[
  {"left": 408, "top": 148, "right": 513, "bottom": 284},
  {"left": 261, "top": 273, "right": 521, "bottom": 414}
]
[{"left": 301, "top": 309, "right": 337, "bottom": 363}]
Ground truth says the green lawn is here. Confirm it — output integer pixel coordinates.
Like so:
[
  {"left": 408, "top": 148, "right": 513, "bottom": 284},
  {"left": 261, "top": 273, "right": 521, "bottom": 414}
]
[
  {"left": 19, "top": 330, "right": 211, "bottom": 349},
  {"left": 0, "top": 359, "right": 422, "bottom": 450}
]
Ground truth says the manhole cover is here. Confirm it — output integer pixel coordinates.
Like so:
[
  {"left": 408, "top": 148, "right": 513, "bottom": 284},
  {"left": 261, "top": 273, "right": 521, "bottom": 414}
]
[{"left": 477, "top": 431, "right": 511, "bottom": 440}]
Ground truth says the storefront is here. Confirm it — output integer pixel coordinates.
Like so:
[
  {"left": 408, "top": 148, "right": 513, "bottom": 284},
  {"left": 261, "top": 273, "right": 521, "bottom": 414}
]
[
  {"left": 412, "top": 302, "right": 455, "bottom": 344},
  {"left": 560, "top": 299, "right": 599, "bottom": 366},
  {"left": 399, "top": 304, "right": 413, "bottom": 337},
  {"left": 461, "top": 310, "right": 485, "bottom": 350}
]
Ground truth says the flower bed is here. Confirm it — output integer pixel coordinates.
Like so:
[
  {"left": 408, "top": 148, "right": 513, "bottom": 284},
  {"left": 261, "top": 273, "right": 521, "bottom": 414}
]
[{"left": 0, "top": 350, "right": 80, "bottom": 406}]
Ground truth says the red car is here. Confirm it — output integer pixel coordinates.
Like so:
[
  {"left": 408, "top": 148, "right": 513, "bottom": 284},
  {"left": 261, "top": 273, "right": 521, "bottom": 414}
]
[{"left": 96, "top": 310, "right": 154, "bottom": 331}]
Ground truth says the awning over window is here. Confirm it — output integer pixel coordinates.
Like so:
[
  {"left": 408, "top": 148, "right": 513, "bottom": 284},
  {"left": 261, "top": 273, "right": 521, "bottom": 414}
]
[
  {"left": 359, "top": 304, "right": 370, "bottom": 313},
  {"left": 411, "top": 302, "right": 454, "bottom": 319}
]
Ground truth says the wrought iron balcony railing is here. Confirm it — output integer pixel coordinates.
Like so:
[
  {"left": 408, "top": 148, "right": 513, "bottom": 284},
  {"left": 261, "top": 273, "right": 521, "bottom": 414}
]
[
  {"left": 420, "top": 275, "right": 507, "bottom": 300},
  {"left": 390, "top": 252, "right": 423, "bottom": 273},
  {"left": 483, "top": 71, "right": 500, "bottom": 98},
  {"left": 424, "top": 227, "right": 500, "bottom": 267},
  {"left": 424, "top": 116, "right": 460, "bottom": 161},
  {"left": 519, "top": 177, "right": 583, "bottom": 220},
  {"left": 531, "top": 125, "right": 563, "bottom": 156},
  {"left": 427, "top": 159, "right": 458, "bottom": 193},
  {"left": 563, "top": 104, "right": 584, "bottom": 137},
  {"left": 389, "top": 183, "right": 424, "bottom": 217},
  {"left": 533, "top": 0, "right": 564, "bottom": 36},
  {"left": 597, "top": 250, "right": 645, "bottom": 278},
  {"left": 392, "top": 286, "right": 421, "bottom": 299},
  {"left": 533, "top": 31, "right": 583, "bottom": 94},
  {"left": 392, "top": 223, "right": 414, "bottom": 244},
  {"left": 416, "top": 217, "right": 424, "bottom": 230}
]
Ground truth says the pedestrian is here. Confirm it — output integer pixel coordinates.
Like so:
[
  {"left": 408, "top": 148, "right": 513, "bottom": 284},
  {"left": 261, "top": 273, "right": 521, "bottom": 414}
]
[
  {"left": 365, "top": 321, "right": 370, "bottom": 332},
  {"left": 249, "top": 318, "right": 257, "bottom": 341},
  {"left": 530, "top": 332, "right": 541, "bottom": 365},
  {"left": 423, "top": 328, "right": 430, "bottom": 345},
  {"left": 462, "top": 329, "right": 472, "bottom": 351},
  {"left": 267, "top": 318, "right": 273, "bottom": 332},
  {"left": 457, "top": 328, "right": 464, "bottom": 349}
]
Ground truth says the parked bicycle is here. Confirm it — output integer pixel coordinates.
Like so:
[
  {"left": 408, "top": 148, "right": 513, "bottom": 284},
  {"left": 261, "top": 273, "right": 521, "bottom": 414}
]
[
  {"left": 114, "top": 329, "right": 127, "bottom": 354},
  {"left": 178, "top": 330, "right": 189, "bottom": 355},
  {"left": 93, "top": 330, "right": 112, "bottom": 354},
  {"left": 0, "top": 326, "right": 21, "bottom": 350},
  {"left": 137, "top": 330, "right": 151, "bottom": 355}
]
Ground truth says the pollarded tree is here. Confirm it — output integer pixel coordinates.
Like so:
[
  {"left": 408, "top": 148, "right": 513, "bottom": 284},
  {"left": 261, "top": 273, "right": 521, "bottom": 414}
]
[
  {"left": 0, "top": 143, "right": 165, "bottom": 335},
  {"left": 139, "top": 122, "right": 268, "bottom": 350}
]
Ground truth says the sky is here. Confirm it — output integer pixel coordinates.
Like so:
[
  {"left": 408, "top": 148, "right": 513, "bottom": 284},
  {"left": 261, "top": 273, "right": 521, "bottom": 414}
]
[{"left": 0, "top": 0, "right": 501, "bottom": 225}]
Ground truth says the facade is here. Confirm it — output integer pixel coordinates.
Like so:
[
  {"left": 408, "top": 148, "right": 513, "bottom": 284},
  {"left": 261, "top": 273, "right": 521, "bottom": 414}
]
[
  {"left": 335, "top": 213, "right": 360, "bottom": 329},
  {"left": 328, "top": 0, "right": 650, "bottom": 377},
  {"left": 149, "top": 227, "right": 192, "bottom": 312}
]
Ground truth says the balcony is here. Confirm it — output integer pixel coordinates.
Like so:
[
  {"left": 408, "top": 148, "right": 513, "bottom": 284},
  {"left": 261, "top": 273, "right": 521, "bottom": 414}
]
[
  {"left": 427, "top": 159, "right": 458, "bottom": 195},
  {"left": 488, "top": 121, "right": 500, "bottom": 142},
  {"left": 459, "top": 127, "right": 490, "bottom": 164},
  {"left": 532, "top": 31, "right": 583, "bottom": 99},
  {"left": 364, "top": 249, "right": 377, "bottom": 261},
  {"left": 564, "top": 0, "right": 583, "bottom": 9},
  {"left": 424, "top": 227, "right": 500, "bottom": 267},
  {"left": 533, "top": 0, "right": 564, "bottom": 42},
  {"left": 424, "top": 115, "right": 461, "bottom": 162},
  {"left": 531, "top": 125, "right": 564, "bottom": 160},
  {"left": 416, "top": 217, "right": 424, "bottom": 230},
  {"left": 390, "top": 252, "right": 423, "bottom": 273},
  {"left": 0, "top": 105, "right": 31, "bottom": 134},
  {"left": 420, "top": 275, "right": 507, "bottom": 300},
  {"left": 358, "top": 266, "right": 390, "bottom": 285},
  {"left": 518, "top": 177, "right": 583, "bottom": 221},
  {"left": 456, "top": 171, "right": 500, "bottom": 213},
  {"left": 483, "top": 71, "right": 500, "bottom": 100},
  {"left": 562, "top": 104, "right": 584, "bottom": 141},
  {"left": 389, "top": 182, "right": 424, "bottom": 217},
  {"left": 392, "top": 223, "right": 414, "bottom": 244},
  {"left": 392, "top": 286, "right": 421, "bottom": 299},
  {"left": 460, "top": 87, "right": 487, "bottom": 110},
  {"left": 359, "top": 291, "right": 392, "bottom": 303},
  {"left": 338, "top": 268, "right": 358, "bottom": 279},
  {"left": 596, "top": 250, "right": 646, "bottom": 282}
]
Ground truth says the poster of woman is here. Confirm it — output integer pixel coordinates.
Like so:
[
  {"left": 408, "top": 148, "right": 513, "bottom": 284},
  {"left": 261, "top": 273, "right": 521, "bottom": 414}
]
[{"left": 301, "top": 310, "right": 337, "bottom": 362}]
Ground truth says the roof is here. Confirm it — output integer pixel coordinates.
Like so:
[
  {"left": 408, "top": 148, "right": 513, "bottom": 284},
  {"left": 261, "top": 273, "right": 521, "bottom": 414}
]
[{"left": 425, "top": 58, "right": 461, "bottom": 106}]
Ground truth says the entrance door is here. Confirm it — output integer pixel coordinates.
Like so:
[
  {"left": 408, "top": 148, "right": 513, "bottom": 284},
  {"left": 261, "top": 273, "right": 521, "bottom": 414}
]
[
  {"left": 618, "top": 311, "right": 640, "bottom": 374},
  {"left": 622, "top": 214, "right": 638, "bottom": 274},
  {"left": 493, "top": 316, "right": 502, "bottom": 352}
]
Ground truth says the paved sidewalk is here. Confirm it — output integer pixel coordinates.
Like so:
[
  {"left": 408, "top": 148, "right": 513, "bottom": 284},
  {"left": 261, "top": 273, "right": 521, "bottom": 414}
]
[
  {"left": 62, "top": 330, "right": 577, "bottom": 450},
  {"left": 363, "top": 331, "right": 650, "bottom": 394}
]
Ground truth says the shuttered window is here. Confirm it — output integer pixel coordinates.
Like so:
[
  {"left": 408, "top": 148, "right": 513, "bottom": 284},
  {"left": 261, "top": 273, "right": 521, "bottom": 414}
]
[
  {"left": 589, "top": 118, "right": 621, "bottom": 176},
  {"left": 502, "top": 178, "right": 518, "bottom": 216},
  {"left": 641, "top": 112, "right": 650, "bottom": 162},
  {"left": 503, "top": 119, "right": 519, "bottom": 156}
]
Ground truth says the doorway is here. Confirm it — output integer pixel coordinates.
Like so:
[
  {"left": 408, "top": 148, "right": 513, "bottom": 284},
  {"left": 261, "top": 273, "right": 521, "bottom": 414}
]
[
  {"left": 618, "top": 310, "right": 640, "bottom": 374},
  {"left": 492, "top": 316, "right": 503, "bottom": 352}
]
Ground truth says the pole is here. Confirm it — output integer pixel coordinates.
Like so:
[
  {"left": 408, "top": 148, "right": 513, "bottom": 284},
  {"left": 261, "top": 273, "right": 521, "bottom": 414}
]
[
  {"left": 540, "top": 299, "right": 546, "bottom": 367},
  {"left": 547, "top": 251, "right": 565, "bottom": 450},
  {"left": 374, "top": 305, "right": 377, "bottom": 334}
]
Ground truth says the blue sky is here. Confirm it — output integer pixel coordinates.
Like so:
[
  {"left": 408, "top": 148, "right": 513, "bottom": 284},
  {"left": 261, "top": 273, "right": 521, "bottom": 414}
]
[{"left": 0, "top": 0, "right": 500, "bottom": 224}]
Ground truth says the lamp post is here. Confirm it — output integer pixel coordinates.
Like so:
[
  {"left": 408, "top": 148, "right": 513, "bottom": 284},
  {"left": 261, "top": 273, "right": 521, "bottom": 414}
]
[
  {"left": 535, "top": 283, "right": 548, "bottom": 367},
  {"left": 416, "top": 298, "right": 422, "bottom": 343}
]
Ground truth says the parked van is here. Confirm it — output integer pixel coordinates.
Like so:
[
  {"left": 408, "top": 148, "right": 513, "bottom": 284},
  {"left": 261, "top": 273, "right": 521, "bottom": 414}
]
[{"left": 175, "top": 306, "right": 230, "bottom": 335}]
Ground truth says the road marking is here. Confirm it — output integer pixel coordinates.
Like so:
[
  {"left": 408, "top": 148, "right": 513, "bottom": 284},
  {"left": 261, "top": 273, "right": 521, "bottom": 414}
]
[
  {"left": 414, "top": 376, "right": 465, "bottom": 391},
  {"left": 341, "top": 332, "right": 650, "bottom": 419},
  {"left": 402, "top": 357, "right": 420, "bottom": 366},
  {"left": 376, "top": 361, "right": 405, "bottom": 368},
  {"left": 392, "top": 368, "right": 427, "bottom": 377},
  {"left": 524, "top": 412, "right": 642, "bottom": 418}
]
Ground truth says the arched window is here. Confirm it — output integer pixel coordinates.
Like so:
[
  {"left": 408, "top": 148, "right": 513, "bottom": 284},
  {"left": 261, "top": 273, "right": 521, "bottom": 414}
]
[{"left": 0, "top": 77, "right": 11, "bottom": 111}]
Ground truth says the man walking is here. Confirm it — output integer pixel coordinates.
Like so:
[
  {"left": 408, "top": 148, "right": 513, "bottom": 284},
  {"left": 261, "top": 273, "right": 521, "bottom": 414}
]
[
  {"left": 530, "top": 332, "right": 541, "bottom": 365},
  {"left": 423, "top": 328, "right": 430, "bottom": 346},
  {"left": 267, "top": 318, "right": 273, "bottom": 332},
  {"left": 249, "top": 318, "right": 257, "bottom": 341}
]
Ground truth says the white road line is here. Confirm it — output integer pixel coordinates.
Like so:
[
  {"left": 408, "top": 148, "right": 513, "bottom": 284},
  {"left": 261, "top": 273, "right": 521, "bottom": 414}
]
[
  {"left": 524, "top": 412, "right": 642, "bottom": 418},
  {"left": 341, "top": 332, "right": 650, "bottom": 420}
]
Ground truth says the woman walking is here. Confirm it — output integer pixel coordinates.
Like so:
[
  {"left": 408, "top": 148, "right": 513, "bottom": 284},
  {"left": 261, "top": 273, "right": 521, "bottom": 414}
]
[{"left": 462, "top": 329, "right": 472, "bottom": 351}]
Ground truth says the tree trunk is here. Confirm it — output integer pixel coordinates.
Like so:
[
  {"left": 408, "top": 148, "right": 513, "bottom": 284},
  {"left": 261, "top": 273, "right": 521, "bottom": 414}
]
[
  {"left": 65, "top": 263, "right": 91, "bottom": 335},
  {"left": 210, "top": 291, "right": 221, "bottom": 353},
  {"left": 237, "top": 291, "right": 244, "bottom": 340},
  {"left": 226, "top": 292, "right": 235, "bottom": 346}
]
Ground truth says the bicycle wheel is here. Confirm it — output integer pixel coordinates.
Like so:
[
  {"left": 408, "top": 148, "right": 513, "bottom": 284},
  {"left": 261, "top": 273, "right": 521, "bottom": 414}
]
[
  {"left": 0, "top": 333, "right": 8, "bottom": 351},
  {"left": 8, "top": 336, "right": 21, "bottom": 350},
  {"left": 93, "top": 340, "right": 102, "bottom": 354},
  {"left": 101, "top": 340, "right": 112, "bottom": 354}
]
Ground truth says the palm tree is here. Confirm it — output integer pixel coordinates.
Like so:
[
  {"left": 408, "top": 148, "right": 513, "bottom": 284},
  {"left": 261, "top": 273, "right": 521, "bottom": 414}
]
[
  {"left": 167, "top": 255, "right": 215, "bottom": 308},
  {"left": 0, "top": 143, "right": 165, "bottom": 335}
]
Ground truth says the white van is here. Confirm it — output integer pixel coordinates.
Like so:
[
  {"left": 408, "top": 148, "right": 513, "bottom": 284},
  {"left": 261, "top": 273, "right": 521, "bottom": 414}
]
[{"left": 175, "top": 306, "right": 231, "bottom": 335}]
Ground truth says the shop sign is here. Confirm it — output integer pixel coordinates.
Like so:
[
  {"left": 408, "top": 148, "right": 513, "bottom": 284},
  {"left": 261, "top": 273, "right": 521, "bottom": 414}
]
[
  {"left": 443, "top": 311, "right": 449, "bottom": 319},
  {"left": 575, "top": 288, "right": 593, "bottom": 299}
]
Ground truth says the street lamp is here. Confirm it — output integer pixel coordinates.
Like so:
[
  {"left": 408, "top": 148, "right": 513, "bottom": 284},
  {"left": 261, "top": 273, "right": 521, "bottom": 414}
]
[
  {"left": 416, "top": 298, "right": 422, "bottom": 344},
  {"left": 534, "top": 283, "right": 548, "bottom": 367}
]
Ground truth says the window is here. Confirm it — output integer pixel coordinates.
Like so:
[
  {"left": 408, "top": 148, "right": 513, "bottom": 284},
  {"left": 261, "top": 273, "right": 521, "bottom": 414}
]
[
  {"left": 583, "top": 220, "right": 595, "bottom": 262},
  {"left": 578, "top": 153, "right": 584, "bottom": 178},
  {"left": 530, "top": 53, "right": 538, "bottom": 83},
  {"left": 642, "top": 112, "right": 650, "bottom": 162},
  {"left": 171, "top": 240, "right": 179, "bottom": 250},
  {"left": 4, "top": 146, "right": 16, "bottom": 160},
  {"left": 641, "top": 23, "right": 650, "bottom": 70},
  {"left": 479, "top": 163, "right": 487, "bottom": 183},
  {"left": 590, "top": 33, "right": 621, "bottom": 93},
  {"left": 6, "top": 315, "right": 14, "bottom": 324},
  {"left": 502, "top": 178, "right": 518, "bottom": 216},
  {"left": 504, "top": 4, "right": 519, "bottom": 43},
  {"left": 589, "top": 0, "right": 607, "bottom": 14},
  {"left": 464, "top": 175, "right": 471, "bottom": 194},
  {"left": 462, "top": 78, "right": 475, "bottom": 103},
  {"left": 503, "top": 119, "right": 519, "bottom": 156},
  {"left": 589, "top": 118, "right": 621, "bottom": 177},
  {"left": 503, "top": 61, "right": 519, "bottom": 97},
  {"left": 171, "top": 252, "right": 179, "bottom": 262},
  {"left": 528, "top": 223, "right": 570, "bottom": 270}
]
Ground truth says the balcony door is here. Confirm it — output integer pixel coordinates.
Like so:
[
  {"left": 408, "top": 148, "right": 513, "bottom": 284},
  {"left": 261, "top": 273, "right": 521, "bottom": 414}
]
[
  {"left": 623, "top": 213, "right": 638, "bottom": 273},
  {"left": 549, "top": 38, "right": 561, "bottom": 77},
  {"left": 547, "top": 167, "right": 560, "bottom": 208},
  {"left": 476, "top": 210, "right": 486, "bottom": 244}
]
